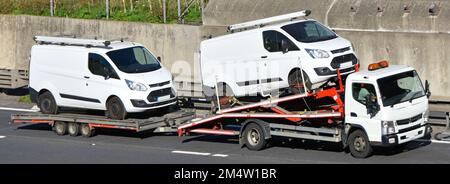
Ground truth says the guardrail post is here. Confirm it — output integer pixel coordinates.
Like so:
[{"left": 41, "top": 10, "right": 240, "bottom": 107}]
[
  {"left": 106, "top": 0, "right": 110, "bottom": 19},
  {"left": 446, "top": 112, "right": 449, "bottom": 130}
]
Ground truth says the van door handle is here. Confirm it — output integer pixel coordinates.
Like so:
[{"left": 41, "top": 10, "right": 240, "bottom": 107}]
[
  {"left": 261, "top": 56, "right": 268, "bottom": 59},
  {"left": 84, "top": 76, "right": 90, "bottom": 79},
  {"left": 350, "top": 112, "right": 357, "bottom": 117}
]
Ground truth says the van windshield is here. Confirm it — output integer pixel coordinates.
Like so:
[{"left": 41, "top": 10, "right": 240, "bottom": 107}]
[
  {"left": 107, "top": 46, "right": 161, "bottom": 73},
  {"left": 281, "top": 21, "right": 337, "bottom": 43},
  {"left": 377, "top": 70, "right": 425, "bottom": 107}
]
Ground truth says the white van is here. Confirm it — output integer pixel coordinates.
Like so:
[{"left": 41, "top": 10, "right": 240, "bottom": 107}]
[
  {"left": 200, "top": 10, "right": 358, "bottom": 100},
  {"left": 29, "top": 36, "right": 177, "bottom": 119}
]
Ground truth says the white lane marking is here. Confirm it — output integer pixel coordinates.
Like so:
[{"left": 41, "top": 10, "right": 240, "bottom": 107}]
[
  {"left": 431, "top": 140, "right": 450, "bottom": 144},
  {"left": 0, "top": 136, "right": 6, "bottom": 139},
  {"left": 0, "top": 107, "right": 38, "bottom": 112},
  {"left": 212, "top": 154, "right": 229, "bottom": 157},
  {"left": 172, "top": 150, "right": 211, "bottom": 156}
]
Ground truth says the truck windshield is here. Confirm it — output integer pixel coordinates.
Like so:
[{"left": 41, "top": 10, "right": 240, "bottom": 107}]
[
  {"left": 107, "top": 46, "right": 161, "bottom": 73},
  {"left": 281, "top": 21, "right": 337, "bottom": 43},
  {"left": 377, "top": 70, "right": 425, "bottom": 107}
]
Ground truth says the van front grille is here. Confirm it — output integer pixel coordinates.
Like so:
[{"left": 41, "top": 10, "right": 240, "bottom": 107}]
[
  {"left": 330, "top": 54, "right": 358, "bottom": 69},
  {"left": 147, "top": 87, "right": 174, "bottom": 102},
  {"left": 331, "top": 47, "right": 350, "bottom": 54}
]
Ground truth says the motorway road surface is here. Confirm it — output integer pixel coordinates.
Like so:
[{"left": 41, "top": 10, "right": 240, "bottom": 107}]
[{"left": 0, "top": 110, "right": 450, "bottom": 164}]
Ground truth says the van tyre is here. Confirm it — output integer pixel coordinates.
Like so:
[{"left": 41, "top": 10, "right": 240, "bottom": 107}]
[
  {"left": 68, "top": 123, "right": 80, "bottom": 136},
  {"left": 38, "top": 91, "right": 58, "bottom": 114},
  {"left": 348, "top": 130, "right": 373, "bottom": 158},
  {"left": 288, "top": 70, "right": 312, "bottom": 94},
  {"left": 243, "top": 123, "right": 268, "bottom": 151},
  {"left": 54, "top": 122, "right": 67, "bottom": 136},
  {"left": 106, "top": 97, "right": 127, "bottom": 120},
  {"left": 80, "top": 124, "right": 95, "bottom": 137}
]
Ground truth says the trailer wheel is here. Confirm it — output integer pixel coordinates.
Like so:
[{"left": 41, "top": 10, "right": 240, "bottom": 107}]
[
  {"left": 38, "top": 91, "right": 59, "bottom": 114},
  {"left": 288, "top": 70, "right": 311, "bottom": 94},
  {"left": 80, "top": 124, "right": 95, "bottom": 137},
  {"left": 348, "top": 130, "right": 373, "bottom": 158},
  {"left": 54, "top": 122, "right": 67, "bottom": 136},
  {"left": 243, "top": 123, "right": 267, "bottom": 151},
  {"left": 106, "top": 96, "right": 127, "bottom": 120},
  {"left": 68, "top": 123, "right": 80, "bottom": 136}
]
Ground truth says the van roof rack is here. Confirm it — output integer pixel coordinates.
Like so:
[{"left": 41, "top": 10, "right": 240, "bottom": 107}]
[
  {"left": 227, "top": 10, "right": 311, "bottom": 33},
  {"left": 33, "top": 36, "right": 127, "bottom": 49}
]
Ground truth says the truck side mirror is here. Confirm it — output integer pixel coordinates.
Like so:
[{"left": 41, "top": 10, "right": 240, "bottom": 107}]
[
  {"left": 281, "top": 40, "right": 289, "bottom": 54},
  {"left": 425, "top": 80, "right": 431, "bottom": 98},
  {"left": 365, "top": 94, "right": 379, "bottom": 118}
]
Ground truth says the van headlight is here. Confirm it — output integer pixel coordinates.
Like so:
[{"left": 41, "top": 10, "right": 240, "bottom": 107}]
[
  {"left": 305, "top": 49, "right": 330, "bottom": 59},
  {"left": 381, "top": 121, "right": 396, "bottom": 135},
  {"left": 125, "top": 79, "right": 148, "bottom": 91}
]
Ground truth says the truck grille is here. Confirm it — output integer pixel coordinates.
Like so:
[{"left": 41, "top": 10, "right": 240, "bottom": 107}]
[
  {"left": 331, "top": 47, "right": 350, "bottom": 54},
  {"left": 330, "top": 54, "right": 358, "bottom": 69},
  {"left": 147, "top": 87, "right": 174, "bottom": 102},
  {"left": 396, "top": 113, "right": 422, "bottom": 125}
]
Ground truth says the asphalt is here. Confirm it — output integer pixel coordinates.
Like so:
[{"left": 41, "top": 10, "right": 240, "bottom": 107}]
[{"left": 1, "top": 110, "right": 450, "bottom": 164}]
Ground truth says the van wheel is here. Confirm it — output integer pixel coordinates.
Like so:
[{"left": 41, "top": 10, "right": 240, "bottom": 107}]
[
  {"left": 243, "top": 123, "right": 268, "bottom": 151},
  {"left": 54, "top": 122, "right": 67, "bottom": 136},
  {"left": 211, "top": 84, "right": 233, "bottom": 113},
  {"left": 348, "top": 130, "right": 373, "bottom": 158},
  {"left": 38, "top": 91, "right": 58, "bottom": 114},
  {"left": 68, "top": 123, "right": 80, "bottom": 136},
  {"left": 106, "top": 97, "right": 127, "bottom": 120},
  {"left": 80, "top": 124, "right": 95, "bottom": 137},
  {"left": 288, "top": 70, "right": 311, "bottom": 94}
]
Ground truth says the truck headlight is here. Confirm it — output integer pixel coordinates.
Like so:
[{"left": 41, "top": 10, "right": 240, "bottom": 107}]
[
  {"left": 422, "top": 109, "right": 429, "bottom": 125},
  {"left": 381, "top": 121, "right": 396, "bottom": 135},
  {"left": 125, "top": 79, "right": 148, "bottom": 91},
  {"left": 305, "top": 49, "right": 330, "bottom": 59}
]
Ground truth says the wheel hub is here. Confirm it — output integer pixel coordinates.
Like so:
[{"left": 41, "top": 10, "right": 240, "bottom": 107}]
[
  {"left": 354, "top": 136, "right": 366, "bottom": 152},
  {"left": 248, "top": 129, "right": 260, "bottom": 145}
]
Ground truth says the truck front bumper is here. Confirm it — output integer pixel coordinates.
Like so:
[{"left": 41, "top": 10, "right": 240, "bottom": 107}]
[{"left": 376, "top": 124, "right": 432, "bottom": 147}]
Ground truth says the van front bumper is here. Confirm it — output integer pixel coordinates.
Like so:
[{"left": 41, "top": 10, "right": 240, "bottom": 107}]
[
  {"left": 374, "top": 124, "right": 432, "bottom": 147},
  {"left": 130, "top": 97, "right": 177, "bottom": 108}
]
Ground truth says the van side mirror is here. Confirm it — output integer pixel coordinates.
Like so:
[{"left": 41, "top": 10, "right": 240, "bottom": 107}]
[
  {"left": 425, "top": 80, "right": 431, "bottom": 98},
  {"left": 157, "top": 56, "right": 162, "bottom": 62},
  {"left": 281, "top": 40, "right": 289, "bottom": 54},
  {"left": 103, "top": 66, "right": 111, "bottom": 80},
  {"left": 365, "top": 94, "right": 380, "bottom": 118}
]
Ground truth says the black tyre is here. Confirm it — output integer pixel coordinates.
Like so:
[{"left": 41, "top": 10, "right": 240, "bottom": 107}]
[
  {"left": 68, "top": 123, "right": 80, "bottom": 137},
  {"left": 80, "top": 124, "right": 95, "bottom": 137},
  {"left": 243, "top": 123, "right": 268, "bottom": 151},
  {"left": 54, "top": 122, "right": 67, "bottom": 136},
  {"left": 211, "top": 84, "right": 233, "bottom": 113},
  {"left": 288, "top": 70, "right": 312, "bottom": 94},
  {"left": 348, "top": 130, "right": 373, "bottom": 158},
  {"left": 106, "top": 96, "right": 127, "bottom": 120},
  {"left": 38, "top": 91, "right": 58, "bottom": 114}
]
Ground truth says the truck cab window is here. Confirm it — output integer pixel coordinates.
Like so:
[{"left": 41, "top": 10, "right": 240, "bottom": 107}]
[
  {"left": 352, "top": 83, "right": 376, "bottom": 105},
  {"left": 263, "top": 30, "right": 299, "bottom": 52},
  {"left": 88, "top": 53, "right": 119, "bottom": 79}
]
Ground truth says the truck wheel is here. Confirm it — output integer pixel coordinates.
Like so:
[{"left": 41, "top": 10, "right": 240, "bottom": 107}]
[
  {"left": 348, "top": 130, "right": 373, "bottom": 158},
  {"left": 68, "top": 123, "right": 80, "bottom": 136},
  {"left": 80, "top": 124, "right": 95, "bottom": 137},
  {"left": 288, "top": 70, "right": 311, "bottom": 94},
  {"left": 38, "top": 91, "right": 59, "bottom": 114},
  {"left": 54, "top": 122, "right": 67, "bottom": 136},
  {"left": 106, "top": 97, "right": 127, "bottom": 120},
  {"left": 243, "top": 123, "right": 267, "bottom": 151}
]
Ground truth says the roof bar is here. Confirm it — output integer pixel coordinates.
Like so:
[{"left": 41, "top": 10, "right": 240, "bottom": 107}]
[
  {"left": 33, "top": 36, "right": 125, "bottom": 48},
  {"left": 227, "top": 9, "right": 311, "bottom": 33}
]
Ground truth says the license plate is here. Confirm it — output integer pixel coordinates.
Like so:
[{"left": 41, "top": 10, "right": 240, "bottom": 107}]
[
  {"left": 157, "top": 95, "right": 171, "bottom": 101},
  {"left": 340, "top": 61, "right": 352, "bottom": 68}
]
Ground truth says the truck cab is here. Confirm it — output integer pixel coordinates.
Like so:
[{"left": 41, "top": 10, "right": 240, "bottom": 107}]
[{"left": 344, "top": 61, "right": 432, "bottom": 157}]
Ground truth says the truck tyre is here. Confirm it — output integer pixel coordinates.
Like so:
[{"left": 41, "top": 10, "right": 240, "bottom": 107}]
[
  {"left": 68, "top": 123, "right": 80, "bottom": 136},
  {"left": 211, "top": 84, "right": 233, "bottom": 113},
  {"left": 54, "top": 122, "right": 67, "bottom": 136},
  {"left": 106, "top": 96, "right": 127, "bottom": 120},
  {"left": 80, "top": 124, "right": 95, "bottom": 137},
  {"left": 38, "top": 91, "right": 59, "bottom": 114},
  {"left": 288, "top": 70, "right": 312, "bottom": 94},
  {"left": 348, "top": 130, "right": 373, "bottom": 158},
  {"left": 243, "top": 123, "right": 267, "bottom": 151}
]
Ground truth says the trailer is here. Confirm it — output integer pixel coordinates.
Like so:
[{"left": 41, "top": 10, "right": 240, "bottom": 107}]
[
  {"left": 178, "top": 62, "right": 433, "bottom": 158},
  {"left": 11, "top": 109, "right": 195, "bottom": 137}
]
